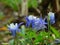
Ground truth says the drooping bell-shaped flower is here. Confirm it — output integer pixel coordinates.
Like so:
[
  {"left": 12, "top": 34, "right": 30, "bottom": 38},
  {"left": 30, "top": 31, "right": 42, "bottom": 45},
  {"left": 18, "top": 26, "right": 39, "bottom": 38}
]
[
  {"left": 48, "top": 12, "right": 55, "bottom": 24},
  {"left": 7, "top": 22, "right": 23, "bottom": 37},
  {"left": 26, "top": 15, "right": 37, "bottom": 27},
  {"left": 32, "top": 17, "right": 47, "bottom": 30}
]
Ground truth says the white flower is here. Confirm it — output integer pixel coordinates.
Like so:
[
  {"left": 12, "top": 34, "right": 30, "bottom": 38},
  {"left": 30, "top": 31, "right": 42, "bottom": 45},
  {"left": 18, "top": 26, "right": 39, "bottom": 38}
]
[
  {"left": 48, "top": 12, "right": 55, "bottom": 24},
  {"left": 34, "top": 18, "right": 40, "bottom": 24},
  {"left": 28, "top": 15, "right": 37, "bottom": 20},
  {"left": 26, "top": 15, "right": 37, "bottom": 27},
  {"left": 48, "top": 12, "right": 55, "bottom": 19},
  {"left": 33, "top": 16, "right": 37, "bottom": 19},
  {"left": 7, "top": 22, "right": 23, "bottom": 36},
  {"left": 7, "top": 23, "right": 18, "bottom": 30}
]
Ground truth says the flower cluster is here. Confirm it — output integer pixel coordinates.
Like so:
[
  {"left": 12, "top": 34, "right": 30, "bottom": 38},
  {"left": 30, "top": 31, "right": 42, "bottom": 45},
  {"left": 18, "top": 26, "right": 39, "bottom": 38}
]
[
  {"left": 26, "top": 15, "right": 47, "bottom": 30},
  {"left": 26, "top": 13, "right": 55, "bottom": 30},
  {"left": 7, "top": 13, "right": 55, "bottom": 36}
]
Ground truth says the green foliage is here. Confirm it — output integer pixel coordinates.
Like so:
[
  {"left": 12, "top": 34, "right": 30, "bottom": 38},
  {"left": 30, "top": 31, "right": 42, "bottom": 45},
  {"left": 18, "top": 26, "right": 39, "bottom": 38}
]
[
  {"left": 3, "top": 24, "right": 60, "bottom": 45},
  {"left": 0, "top": 0, "right": 21, "bottom": 11},
  {"left": 26, "top": 30, "right": 36, "bottom": 39},
  {"left": 0, "top": 25, "right": 59, "bottom": 45},
  {"left": 0, "top": 0, "right": 38, "bottom": 11},
  {"left": 28, "top": 0, "right": 38, "bottom": 8},
  {"left": 9, "top": 39, "right": 14, "bottom": 45},
  {"left": 21, "top": 25, "right": 26, "bottom": 37},
  {"left": 34, "top": 31, "right": 49, "bottom": 43},
  {"left": 8, "top": 26, "right": 59, "bottom": 45},
  {"left": 50, "top": 25, "right": 60, "bottom": 38}
]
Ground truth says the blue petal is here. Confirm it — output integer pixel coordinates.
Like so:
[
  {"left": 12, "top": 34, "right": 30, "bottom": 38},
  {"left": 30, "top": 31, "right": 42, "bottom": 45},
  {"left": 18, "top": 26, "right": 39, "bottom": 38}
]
[
  {"left": 32, "top": 17, "right": 47, "bottom": 30},
  {"left": 19, "top": 22, "right": 24, "bottom": 26},
  {"left": 10, "top": 30, "right": 16, "bottom": 37},
  {"left": 26, "top": 16, "right": 32, "bottom": 27},
  {"left": 16, "top": 29, "right": 21, "bottom": 32}
]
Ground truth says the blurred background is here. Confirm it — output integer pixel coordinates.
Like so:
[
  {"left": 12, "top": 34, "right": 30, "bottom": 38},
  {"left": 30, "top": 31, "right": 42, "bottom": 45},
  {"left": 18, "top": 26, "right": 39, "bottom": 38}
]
[
  {"left": 0, "top": 0, "right": 60, "bottom": 45},
  {"left": 0, "top": 0, "right": 60, "bottom": 27}
]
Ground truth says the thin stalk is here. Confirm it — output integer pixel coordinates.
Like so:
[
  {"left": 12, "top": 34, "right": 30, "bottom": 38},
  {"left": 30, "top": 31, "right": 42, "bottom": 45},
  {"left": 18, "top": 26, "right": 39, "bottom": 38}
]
[
  {"left": 47, "top": 15, "right": 50, "bottom": 44},
  {"left": 47, "top": 15, "right": 50, "bottom": 31},
  {"left": 14, "top": 32, "right": 19, "bottom": 45}
]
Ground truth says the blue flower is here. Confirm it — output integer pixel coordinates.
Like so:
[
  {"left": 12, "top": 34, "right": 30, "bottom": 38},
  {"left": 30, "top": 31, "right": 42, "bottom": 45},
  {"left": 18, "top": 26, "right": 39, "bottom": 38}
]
[
  {"left": 7, "top": 22, "right": 23, "bottom": 37},
  {"left": 26, "top": 15, "right": 37, "bottom": 27},
  {"left": 54, "top": 39, "right": 60, "bottom": 44},
  {"left": 32, "top": 17, "right": 47, "bottom": 30},
  {"left": 48, "top": 12, "right": 55, "bottom": 24}
]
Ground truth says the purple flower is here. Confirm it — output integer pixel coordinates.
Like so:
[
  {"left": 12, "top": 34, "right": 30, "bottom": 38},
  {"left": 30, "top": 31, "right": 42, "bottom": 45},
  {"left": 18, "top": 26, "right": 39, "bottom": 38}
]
[
  {"left": 48, "top": 12, "right": 55, "bottom": 24},
  {"left": 32, "top": 17, "right": 47, "bottom": 30},
  {"left": 7, "top": 22, "right": 23, "bottom": 37},
  {"left": 26, "top": 15, "right": 37, "bottom": 27}
]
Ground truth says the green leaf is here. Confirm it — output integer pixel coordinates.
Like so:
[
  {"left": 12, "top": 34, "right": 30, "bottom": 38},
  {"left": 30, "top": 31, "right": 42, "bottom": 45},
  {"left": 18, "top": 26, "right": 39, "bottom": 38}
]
[
  {"left": 9, "top": 39, "right": 14, "bottom": 45},
  {"left": 21, "top": 25, "right": 26, "bottom": 37},
  {"left": 0, "top": 0, "right": 21, "bottom": 11},
  {"left": 28, "top": 0, "right": 38, "bottom": 8},
  {"left": 50, "top": 25, "right": 60, "bottom": 38},
  {"left": 27, "top": 30, "right": 36, "bottom": 39},
  {"left": 0, "top": 0, "right": 38, "bottom": 10},
  {"left": 31, "top": 0, "right": 38, "bottom": 7}
]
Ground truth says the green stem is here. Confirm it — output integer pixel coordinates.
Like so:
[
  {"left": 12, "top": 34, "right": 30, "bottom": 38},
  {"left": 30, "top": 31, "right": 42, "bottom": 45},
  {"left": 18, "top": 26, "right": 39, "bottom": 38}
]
[
  {"left": 47, "top": 16, "right": 50, "bottom": 31},
  {"left": 47, "top": 15, "right": 50, "bottom": 45},
  {"left": 14, "top": 32, "right": 19, "bottom": 45}
]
